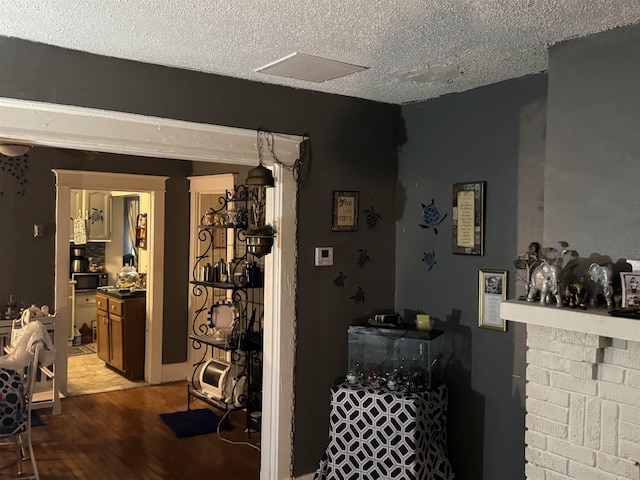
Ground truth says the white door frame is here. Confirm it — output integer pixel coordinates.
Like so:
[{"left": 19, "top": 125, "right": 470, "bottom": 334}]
[
  {"left": 53, "top": 169, "right": 168, "bottom": 389},
  {"left": 0, "top": 97, "right": 300, "bottom": 480}
]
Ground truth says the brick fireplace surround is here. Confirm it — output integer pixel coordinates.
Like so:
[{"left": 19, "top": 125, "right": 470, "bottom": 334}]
[{"left": 502, "top": 301, "right": 640, "bottom": 480}]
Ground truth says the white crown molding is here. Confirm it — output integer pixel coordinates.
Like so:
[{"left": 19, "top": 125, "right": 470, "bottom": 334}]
[{"left": 0, "top": 97, "right": 302, "bottom": 165}]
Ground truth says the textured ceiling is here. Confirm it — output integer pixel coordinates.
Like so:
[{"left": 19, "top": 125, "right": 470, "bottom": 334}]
[{"left": 0, "top": 1, "right": 639, "bottom": 105}]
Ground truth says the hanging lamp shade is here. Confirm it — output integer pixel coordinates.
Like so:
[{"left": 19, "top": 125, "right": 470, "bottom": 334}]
[
  {"left": 246, "top": 163, "right": 275, "bottom": 188},
  {"left": 0, "top": 144, "right": 31, "bottom": 157}
]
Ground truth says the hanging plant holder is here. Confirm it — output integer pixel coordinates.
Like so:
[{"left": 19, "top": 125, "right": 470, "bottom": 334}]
[
  {"left": 245, "top": 223, "right": 276, "bottom": 257},
  {"left": 246, "top": 235, "right": 274, "bottom": 257}
]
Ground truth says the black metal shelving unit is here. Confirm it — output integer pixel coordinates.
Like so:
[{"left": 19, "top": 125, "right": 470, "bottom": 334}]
[{"left": 187, "top": 186, "right": 264, "bottom": 433}]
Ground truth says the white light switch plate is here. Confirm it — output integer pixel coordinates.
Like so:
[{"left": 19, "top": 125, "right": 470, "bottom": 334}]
[{"left": 315, "top": 247, "right": 334, "bottom": 266}]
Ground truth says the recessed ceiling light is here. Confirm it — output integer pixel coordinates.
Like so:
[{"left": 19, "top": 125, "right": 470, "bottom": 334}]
[{"left": 255, "top": 52, "right": 368, "bottom": 83}]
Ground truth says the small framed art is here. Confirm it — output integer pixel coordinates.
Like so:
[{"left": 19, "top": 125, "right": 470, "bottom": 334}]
[
  {"left": 452, "top": 181, "right": 486, "bottom": 255},
  {"left": 332, "top": 191, "right": 359, "bottom": 232},
  {"left": 135, "top": 213, "right": 147, "bottom": 249},
  {"left": 621, "top": 272, "right": 640, "bottom": 308},
  {"left": 479, "top": 269, "right": 507, "bottom": 331}
]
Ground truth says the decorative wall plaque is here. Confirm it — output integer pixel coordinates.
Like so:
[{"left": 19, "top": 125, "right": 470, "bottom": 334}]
[{"left": 452, "top": 181, "right": 485, "bottom": 255}]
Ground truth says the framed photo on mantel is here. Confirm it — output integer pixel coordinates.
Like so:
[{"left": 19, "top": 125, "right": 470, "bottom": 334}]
[{"left": 452, "top": 181, "right": 486, "bottom": 255}]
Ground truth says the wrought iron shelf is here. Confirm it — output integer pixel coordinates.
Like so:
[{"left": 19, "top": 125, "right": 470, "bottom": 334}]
[
  {"left": 198, "top": 224, "right": 247, "bottom": 230},
  {"left": 189, "top": 333, "right": 238, "bottom": 351},
  {"left": 188, "top": 384, "right": 242, "bottom": 412},
  {"left": 189, "top": 185, "right": 263, "bottom": 433},
  {"left": 190, "top": 280, "right": 248, "bottom": 290}
]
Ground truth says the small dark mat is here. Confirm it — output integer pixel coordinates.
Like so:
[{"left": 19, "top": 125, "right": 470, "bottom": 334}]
[
  {"left": 159, "top": 408, "right": 228, "bottom": 438},
  {"left": 31, "top": 411, "right": 45, "bottom": 427}
]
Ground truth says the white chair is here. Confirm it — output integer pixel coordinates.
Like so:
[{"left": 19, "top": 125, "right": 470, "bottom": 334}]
[{"left": 0, "top": 339, "right": 44, "bottom": 479}]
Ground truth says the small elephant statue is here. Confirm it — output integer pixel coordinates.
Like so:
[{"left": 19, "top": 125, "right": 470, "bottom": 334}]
[
  {"left": 587, "top": 263, "right": 613, "bottom": 309},
  {"left": 561, "top": 259, "right": 613, "bottom": 309},
  {"left": 528, "top": 262, "right": 562, "bottom": 307}
]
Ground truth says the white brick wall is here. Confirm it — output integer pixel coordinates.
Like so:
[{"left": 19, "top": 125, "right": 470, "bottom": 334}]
[{"left": 525, "top": 324, "right": 640, "bottom": 480}]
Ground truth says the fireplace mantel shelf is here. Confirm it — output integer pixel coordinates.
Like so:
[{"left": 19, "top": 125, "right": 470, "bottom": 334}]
[{"left": 501, "top": 300, "right": 640, "bottom": 343}]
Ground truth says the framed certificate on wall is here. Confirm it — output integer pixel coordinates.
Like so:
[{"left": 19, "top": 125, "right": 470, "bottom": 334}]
[
  {"left": 332, "top": 191, "right": 359, "bottom": 232},
  {"left": 479, "top": 269, "right": 507, "bottom": 331},
  {"left": 452, "top": 181, "right": 486, "bottom": 255}
]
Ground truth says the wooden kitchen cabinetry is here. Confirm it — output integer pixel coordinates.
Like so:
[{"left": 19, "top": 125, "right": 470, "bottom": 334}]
[
  {"left": 74, "top": 290, "right": 96, "bottom": 339},
  {"left": 70, "top": 189, "right": 112, "bottom": 242},
  {"left": 96, "top": 292, "right": 145, "bottom": 380}
]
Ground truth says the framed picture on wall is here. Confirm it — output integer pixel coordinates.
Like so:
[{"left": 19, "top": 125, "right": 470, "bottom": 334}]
[
  {"left": 135, "top": 213, "right": 148, "bottom": 249},
  {"left": 621, "top": 272, "right": 640, "bottom": 308},
  {"left": 452, "top": 181, "right": 486, "bottom": 255},
  {"left": 479, "top": 269, "right": 507, "bottom": 331},
  {"left": 332, "top": 191, "right": 359, "bottom": 232}
]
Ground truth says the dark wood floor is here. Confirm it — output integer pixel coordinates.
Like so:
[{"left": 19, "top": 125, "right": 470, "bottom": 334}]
[{"left": 2, "top": 381, "right": 261, "bottom": 479}]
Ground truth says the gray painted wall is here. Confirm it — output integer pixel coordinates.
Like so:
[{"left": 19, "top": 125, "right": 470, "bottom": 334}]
[
  {"left": 0, "top": 147, "right": 193, "bottom": 363},
  {"left": 0, "top": 36, "right": 399, "bottom": 475},
  {"left": 545, "top": 25, "right": 640, "bottom": 262},
  {"left": 396, "top": 22, "right": 640, "bottom": 479},
  {"left": 398, "top": 74, "right": 547, "bottom": 479}
]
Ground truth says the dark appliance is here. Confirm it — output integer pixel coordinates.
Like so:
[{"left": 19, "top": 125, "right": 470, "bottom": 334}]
[
  {"left": 71, "top": 246, "right": 88, "bottom": 273},
  {"left": 71, "top": 272, "right": 109, "bottom": 291}
]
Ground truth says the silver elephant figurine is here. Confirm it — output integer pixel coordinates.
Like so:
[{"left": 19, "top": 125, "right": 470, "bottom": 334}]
[
  {"left": 587, "top": 263, "right": 613, "bottom": 309},
  {"left": 528, "top": 262, "right": 562, "bottom": 307},
  {"left": 561, "top": 259, "right": 613, "bottom": 309}
]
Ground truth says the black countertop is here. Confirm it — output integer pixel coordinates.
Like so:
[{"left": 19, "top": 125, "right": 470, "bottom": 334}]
[{"left": 98, "top": 289, "right": 146, "bottom": 300}]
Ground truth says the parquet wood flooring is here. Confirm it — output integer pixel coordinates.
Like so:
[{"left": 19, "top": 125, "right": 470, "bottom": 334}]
[{"left": 10, "top": 381, "right": 261, "bottom": 480}]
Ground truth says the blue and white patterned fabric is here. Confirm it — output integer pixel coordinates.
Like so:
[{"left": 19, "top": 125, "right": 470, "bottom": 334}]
[
  {"left": 0, "top": 368, "right": 27, "bottom": 435},
  {"left": 315, "top": 383, "right": 454, "bottom": 480}
]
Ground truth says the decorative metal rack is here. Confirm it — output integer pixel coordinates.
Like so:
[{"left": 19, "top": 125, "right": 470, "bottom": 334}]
[{"left": 187, "top": 185, "right": 263, "bottom": 432}]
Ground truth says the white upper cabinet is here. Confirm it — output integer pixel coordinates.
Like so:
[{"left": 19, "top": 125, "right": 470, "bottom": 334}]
[{"left": 70, "top": 189, "right": 112, "bottom": 242}]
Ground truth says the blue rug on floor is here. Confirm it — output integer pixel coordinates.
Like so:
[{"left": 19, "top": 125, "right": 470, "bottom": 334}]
[
  {"left": 159, "top": 408, "right": 228, "bottom": 438},
  {"left": 31, "top": 411, "right": 44, "bottom": 427}
]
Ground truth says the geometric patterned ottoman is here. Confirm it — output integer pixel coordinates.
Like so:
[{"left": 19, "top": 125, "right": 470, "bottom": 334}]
[{"left": 315, "top": 383, "right": 454, "bottom": 480}]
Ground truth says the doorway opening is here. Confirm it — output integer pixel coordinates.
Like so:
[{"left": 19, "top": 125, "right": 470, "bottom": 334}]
[
  {"left": 5, "top": 97, "right": 299, "bottom": 478},
  {"left": 67, "top": 188, "right": 152, "bottom": 396},
  {"left": 54, "top": 169, "right": 168, "bottom": 401}
]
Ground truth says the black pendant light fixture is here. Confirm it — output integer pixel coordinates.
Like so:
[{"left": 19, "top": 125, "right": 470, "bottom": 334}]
[
  {"left": 246, "top": 163, "right": 275, "bottom": 188},
  {"left": 246, "top": 130, "right": 275, "bottom": 188}
]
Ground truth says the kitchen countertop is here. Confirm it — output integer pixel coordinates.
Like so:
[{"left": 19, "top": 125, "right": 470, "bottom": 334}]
[
  {"left": 97, "top": 289, "right": 146, "bottom": 300},
  {"left": 75, "top": 288, "right": 99, "bottom": 294}
]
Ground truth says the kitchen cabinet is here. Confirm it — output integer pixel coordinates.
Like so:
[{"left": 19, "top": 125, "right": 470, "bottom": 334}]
[
  {"left": 95, "top": 291, "right": 145, "bottom": 380},
  {"left": 74, "top": 291, "right": 96, "bottom": 334},
  {"left": 70, "top": 189, "right": 112, "bottom": 242}
]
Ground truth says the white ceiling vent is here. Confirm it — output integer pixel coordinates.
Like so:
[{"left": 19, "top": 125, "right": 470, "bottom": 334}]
[{"left": 255, "top": 52, "right": 368, "bottom": 83}]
